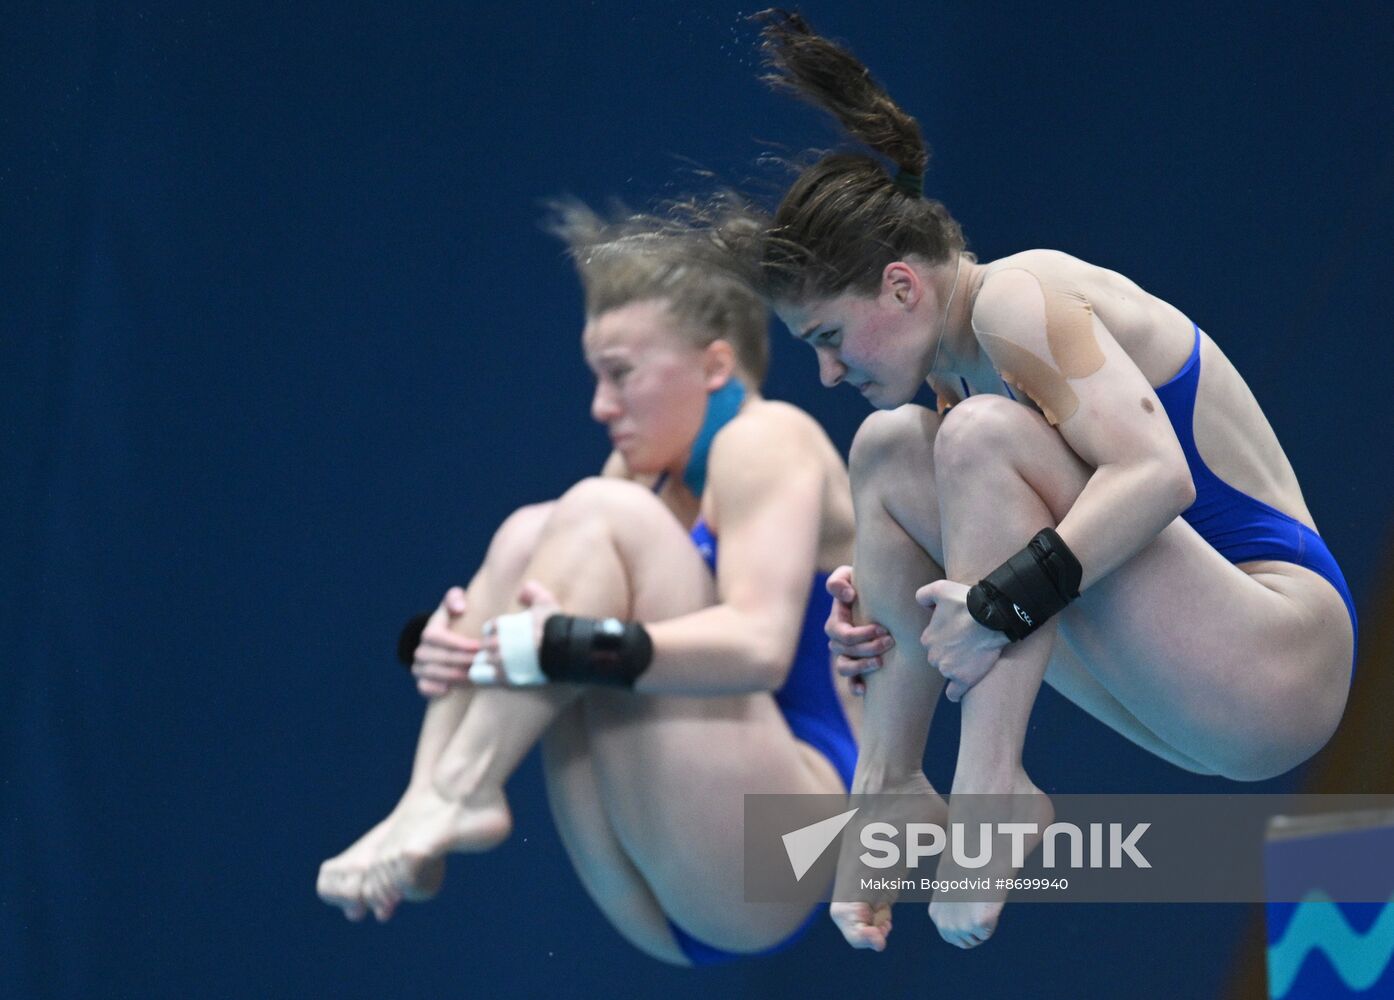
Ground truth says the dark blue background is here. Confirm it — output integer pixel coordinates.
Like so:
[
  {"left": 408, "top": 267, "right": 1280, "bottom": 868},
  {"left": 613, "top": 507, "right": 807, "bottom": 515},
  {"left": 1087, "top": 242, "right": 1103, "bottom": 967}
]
[{"left": 5, "top": 2, "right": 1390, "bottom": 997}]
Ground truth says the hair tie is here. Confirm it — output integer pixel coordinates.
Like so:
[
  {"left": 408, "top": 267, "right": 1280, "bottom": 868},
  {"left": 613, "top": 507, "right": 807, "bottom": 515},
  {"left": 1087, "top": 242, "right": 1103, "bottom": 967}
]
[{"left": 892, "top": 169, "right": 923, "bottom": 198}]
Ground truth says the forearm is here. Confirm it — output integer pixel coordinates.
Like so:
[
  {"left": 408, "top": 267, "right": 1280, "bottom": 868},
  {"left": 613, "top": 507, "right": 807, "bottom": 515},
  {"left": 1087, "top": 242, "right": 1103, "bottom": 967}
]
[
  {"left": 1056, "top": 460, "right": 1192, "bottom": 590},
  {"left": 634, "top": 603, "right": 796, "bottom": 695}
]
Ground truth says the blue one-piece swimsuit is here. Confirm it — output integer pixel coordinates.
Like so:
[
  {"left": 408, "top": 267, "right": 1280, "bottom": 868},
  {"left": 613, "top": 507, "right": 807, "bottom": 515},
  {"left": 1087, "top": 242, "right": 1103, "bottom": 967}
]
[
  {"left": 1155, "top": 325, "right": 1358, "bottom": 661},
  {"left": 664, "top": 518, "right": 858, "bottom": 967},
  {"left": 959, "top": 323, "right": 1358, "bottom": 663}
]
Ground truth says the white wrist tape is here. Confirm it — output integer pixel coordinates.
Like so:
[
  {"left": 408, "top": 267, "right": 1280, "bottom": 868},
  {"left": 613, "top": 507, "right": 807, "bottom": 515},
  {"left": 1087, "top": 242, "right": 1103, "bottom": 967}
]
[{"left": 467, "top": 610, "right": 547, "bottom": 686}]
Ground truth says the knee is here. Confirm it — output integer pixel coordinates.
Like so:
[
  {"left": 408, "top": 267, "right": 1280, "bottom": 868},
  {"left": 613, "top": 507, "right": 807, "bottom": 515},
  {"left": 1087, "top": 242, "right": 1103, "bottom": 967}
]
[
  {"left": 553, "top": 477, "right": 655, "bottom": 525},
  {"left": 547, "top": 478, "right": 670, "bottom": 555},
  {"left": 487, "top": 502, "right": 556, "bottom": 574},
  {"left": 932, "top": 394, "right": 1027, "bottom": 478},
  {"left": 849, "top": 405, "right": 938, "bottom": 492}
]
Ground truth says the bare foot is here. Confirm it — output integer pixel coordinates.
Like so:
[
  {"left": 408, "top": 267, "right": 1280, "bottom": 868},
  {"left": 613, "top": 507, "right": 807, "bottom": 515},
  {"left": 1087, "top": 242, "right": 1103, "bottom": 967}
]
[
  {"left": 830, "top": 771, "right": 948, "bottom": 952},
  {"left": 360, "top": 786, "right": 513, "bottom": 921},
  {"left": 317, "top": 811, "right": 401, "bottom": 921},
  {"left": 929, "top": 774, "right": 1054, "bottom": 949}
]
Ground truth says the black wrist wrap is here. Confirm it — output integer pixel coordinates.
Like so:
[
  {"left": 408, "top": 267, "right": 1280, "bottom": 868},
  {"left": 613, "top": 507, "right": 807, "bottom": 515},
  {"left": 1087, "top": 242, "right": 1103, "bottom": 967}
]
[
  {"left": 397, "top": 611, "right": 433, "bottom": 668},
  {"left": 538, "top": 614, "right": 654, "bottom": 687},
  {"left": 966, "top": 528, "right": 1083, "bottom": 641}
]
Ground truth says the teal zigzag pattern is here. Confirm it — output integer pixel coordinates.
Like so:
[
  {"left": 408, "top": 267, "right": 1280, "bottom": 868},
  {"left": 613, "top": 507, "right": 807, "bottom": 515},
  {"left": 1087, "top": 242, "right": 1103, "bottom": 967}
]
[{"left": 1268, "top": 892, "right": 1394, "bottom": 997}]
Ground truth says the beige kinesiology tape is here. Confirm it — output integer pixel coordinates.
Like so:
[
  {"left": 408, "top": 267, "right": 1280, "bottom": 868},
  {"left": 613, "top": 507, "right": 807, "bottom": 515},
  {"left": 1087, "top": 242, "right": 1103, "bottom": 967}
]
[
  {"left": 977, "top": 333, "right": 1076, "bottom": 425},
  {"left": 976, "top": 270, "right": 1106, "bottom": 425},
  {"left": 1042, "top": 280, "right": 1105, "bottom": 379}
]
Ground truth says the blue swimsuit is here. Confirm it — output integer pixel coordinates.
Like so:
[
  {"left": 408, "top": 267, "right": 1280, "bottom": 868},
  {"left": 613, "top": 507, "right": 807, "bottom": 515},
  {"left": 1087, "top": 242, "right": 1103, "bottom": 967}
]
[
  {"left": 664, "top": 518, "right": 858, "bottom": 966},
  {"left": 1156, "top": 326, "right": 1358, "bottom": 658}
]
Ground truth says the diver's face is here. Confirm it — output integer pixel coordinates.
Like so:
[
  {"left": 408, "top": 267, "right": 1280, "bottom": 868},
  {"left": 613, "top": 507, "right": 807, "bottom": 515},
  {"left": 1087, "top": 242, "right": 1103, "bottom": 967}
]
[
  {"left": 583, "top": 300, "right": 710, "bottom": 473},
  {"left": 776, "top": 282, "right": 936, "bottom": 409}
]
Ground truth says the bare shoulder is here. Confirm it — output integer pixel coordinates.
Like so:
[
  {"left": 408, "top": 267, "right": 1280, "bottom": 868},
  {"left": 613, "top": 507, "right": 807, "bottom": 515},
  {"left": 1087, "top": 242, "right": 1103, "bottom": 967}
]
[
  {"left": 982, "top": 250, "right": 1195, "bottom": 387},
  {"left": 708, "top": 398, "right": 854, "bottom": 565},
  {"left": 982, "top": 249, "right": 1170, "bottom": 315},
  {"left": 972, "top": 267, "right": 1049, "bottom": 336},
  {"left": 711, "top": 398, "right": 831, "bottom": 460},
  {"left": 978, "top": 248, "right": 1099, "bottom": 299},
  {"left": 984, "top": 248, "right": 1126, "bottom": 282},
  {"left": 987, "top": 247, "right": 1082, "bottom": 270}
]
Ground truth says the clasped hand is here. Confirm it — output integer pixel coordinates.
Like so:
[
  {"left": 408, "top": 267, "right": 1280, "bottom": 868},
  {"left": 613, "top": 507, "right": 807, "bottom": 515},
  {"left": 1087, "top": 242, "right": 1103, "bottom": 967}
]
[
  {"left": 914, "top": 579, "right": 1009, "bottom": 702},
  {"left": 409, "top": 582, "right": 561, "bottom": 695},
  {"left": 824, "top": 567, "right": 1008, "bottom": 701}
]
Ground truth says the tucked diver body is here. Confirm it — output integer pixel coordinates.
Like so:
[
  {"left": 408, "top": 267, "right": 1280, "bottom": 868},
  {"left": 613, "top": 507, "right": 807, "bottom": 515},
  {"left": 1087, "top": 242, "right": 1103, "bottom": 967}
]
[
  {"left": 746, "top": 10, "right": 1355, "bottom": 953},
  {"left": 317, "top": 203, "right": 860, "bottom": 967},
  {"left": 796, "top": 246, "right": 1357, "bottom": 744},
  {"left": 796, "top": 247, "right": 1356, "bottom": 952}
]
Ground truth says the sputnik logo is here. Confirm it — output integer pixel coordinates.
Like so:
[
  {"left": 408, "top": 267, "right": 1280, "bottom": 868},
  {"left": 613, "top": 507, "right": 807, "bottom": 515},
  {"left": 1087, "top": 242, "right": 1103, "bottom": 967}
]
[{"left": 781, "top": 808, "right": 860, "bottom": 881}]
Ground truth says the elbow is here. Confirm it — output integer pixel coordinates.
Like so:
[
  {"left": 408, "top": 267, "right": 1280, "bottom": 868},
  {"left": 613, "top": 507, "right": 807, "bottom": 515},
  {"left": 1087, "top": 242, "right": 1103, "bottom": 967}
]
[
  {"left": 751, "top": 634, "right": 796, "bottom": 692},
  {"left": 1137, "top": 454, "right": 1194, "bottom": 518},
  {"left": 1168, "top": 463, "right": 1196, "bottom": 516},
  {"left": 1108, "top": 458, "right": 1194, "bottom": 521}
]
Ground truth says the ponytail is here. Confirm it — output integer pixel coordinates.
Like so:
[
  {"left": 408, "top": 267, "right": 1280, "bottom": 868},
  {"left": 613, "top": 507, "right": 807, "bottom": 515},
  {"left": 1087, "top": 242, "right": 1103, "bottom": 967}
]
[
  {"left": 750, "top": 10, "right": 967, "bottom": 300},
  {"left": 755, "top": 9, "right": 928, "bottom": 179}
]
